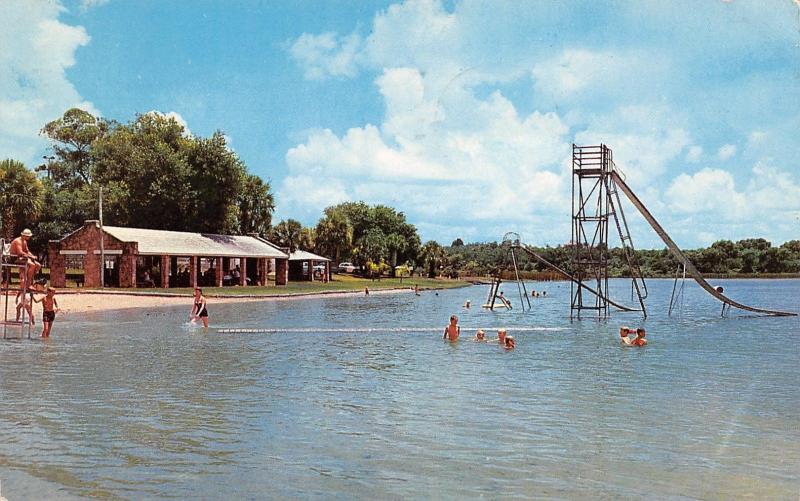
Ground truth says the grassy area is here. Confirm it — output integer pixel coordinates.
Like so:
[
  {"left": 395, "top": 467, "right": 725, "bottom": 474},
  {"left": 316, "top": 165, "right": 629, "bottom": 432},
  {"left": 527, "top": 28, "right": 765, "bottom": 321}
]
[{"left": 84, "top": 274, "right": 468, "bottom": 296}]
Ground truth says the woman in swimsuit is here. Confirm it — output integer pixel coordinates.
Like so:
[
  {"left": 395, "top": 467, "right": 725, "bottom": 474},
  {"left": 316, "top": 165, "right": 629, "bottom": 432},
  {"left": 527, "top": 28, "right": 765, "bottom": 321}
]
[{"left": 191, "top": 287, "right": 209, "bottom": 328}]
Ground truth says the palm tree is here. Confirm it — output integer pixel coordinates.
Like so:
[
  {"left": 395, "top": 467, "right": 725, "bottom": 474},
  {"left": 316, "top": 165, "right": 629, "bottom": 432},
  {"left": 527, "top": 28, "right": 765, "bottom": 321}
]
[
  {"left": 268, "top": 219, "right": 304, "bottom": 252},
  {"left": 0, "top": 159, "right": 44, "bottom": 240},
  {"left": 385, "top": 233, "right": 406, "bottom": 277},
  {"left": 419, "top": 240, "right": 445, "bottom": 278}
]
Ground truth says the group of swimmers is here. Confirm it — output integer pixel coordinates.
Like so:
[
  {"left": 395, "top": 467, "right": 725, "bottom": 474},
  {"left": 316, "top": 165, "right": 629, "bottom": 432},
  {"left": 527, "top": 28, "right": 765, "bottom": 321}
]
[{"left": 443, "top": 314, "right": 515, "bottom": 349}]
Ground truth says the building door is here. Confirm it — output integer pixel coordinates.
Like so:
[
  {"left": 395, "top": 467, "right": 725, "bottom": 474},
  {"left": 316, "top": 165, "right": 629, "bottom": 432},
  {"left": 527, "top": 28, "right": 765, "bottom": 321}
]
[{"left": 104, "top": 256, "right": 119, "bottom": 287}]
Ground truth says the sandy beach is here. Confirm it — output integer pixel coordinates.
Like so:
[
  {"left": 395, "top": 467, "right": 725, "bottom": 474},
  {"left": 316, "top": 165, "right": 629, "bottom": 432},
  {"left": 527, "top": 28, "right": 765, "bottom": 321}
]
[{"left": 53, "top": 287, "right": 414, "bottom": 314}]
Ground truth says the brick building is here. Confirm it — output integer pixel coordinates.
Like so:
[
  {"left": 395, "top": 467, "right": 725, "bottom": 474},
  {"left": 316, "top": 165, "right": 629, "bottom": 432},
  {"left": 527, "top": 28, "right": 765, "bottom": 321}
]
[{"left": 48, "top": 220, "right": 289, "bottom": 289}]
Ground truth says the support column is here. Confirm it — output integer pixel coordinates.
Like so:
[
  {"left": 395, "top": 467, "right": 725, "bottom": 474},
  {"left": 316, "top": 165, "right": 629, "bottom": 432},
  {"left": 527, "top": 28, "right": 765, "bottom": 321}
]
[
  {"left": 49, "top": 245, "right": 66, "bottom": 288},
  {"left": 258, "top": 258, "right": 266, "bottom": 286},
  {"left": 160, "top": 255, "right": 170, "bottom": 288},
  {"left": 190, "top": 256, "right": 198, "bottom": 288},
  {"left": 215, "top": 257, "right": 223, "bottom": 287},
  {"left": 240, "top": 257, "right": 247, "bottom": 286},
  {"left": 275, "top": 258, "right": 288, "bottom": 286}
]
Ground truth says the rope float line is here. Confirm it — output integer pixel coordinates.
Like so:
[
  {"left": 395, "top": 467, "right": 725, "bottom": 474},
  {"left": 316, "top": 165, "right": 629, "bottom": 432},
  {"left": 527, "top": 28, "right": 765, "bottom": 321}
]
[{"left": 217, "top": 326, "right": 569, "bottom": 334}]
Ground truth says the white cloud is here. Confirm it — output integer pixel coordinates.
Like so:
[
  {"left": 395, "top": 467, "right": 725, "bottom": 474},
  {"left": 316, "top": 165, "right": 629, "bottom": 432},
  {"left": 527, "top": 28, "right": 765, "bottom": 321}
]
[
  {"left": 665, "top": 168, "right": 746, "bottom": 217},
  {"left": 686, "top": 146, "right": 702, "bottom": 163},
  {"left": 289, "top": 31, "right": 362, "bottom": 80},
  {"left": 80, "top": 0, "right": 110, "bottom": 10},
  {"left": 0, "top": 1, "right": 96, "bottom": 165},
  {"left": 717, "top": 144, "right": 737, "bottom": 160}
]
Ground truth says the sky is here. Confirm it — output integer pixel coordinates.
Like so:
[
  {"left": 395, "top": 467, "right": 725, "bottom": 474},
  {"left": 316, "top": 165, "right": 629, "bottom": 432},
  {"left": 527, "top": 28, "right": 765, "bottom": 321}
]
[{"left": 2, "top": 0, "right": 799, "bottom": 249}]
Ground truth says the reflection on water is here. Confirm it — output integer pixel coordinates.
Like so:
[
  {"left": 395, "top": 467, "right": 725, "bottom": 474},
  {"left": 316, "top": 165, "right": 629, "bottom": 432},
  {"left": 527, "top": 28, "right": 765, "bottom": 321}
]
[{"left": 1, "top": 279, "right": 799, "bottom": 499}]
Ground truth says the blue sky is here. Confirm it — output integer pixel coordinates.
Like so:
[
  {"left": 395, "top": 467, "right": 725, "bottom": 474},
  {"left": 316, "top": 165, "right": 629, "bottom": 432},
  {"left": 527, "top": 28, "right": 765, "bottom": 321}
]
[{"left": 2, "top": 0, "right": 799, "bottom": 249}]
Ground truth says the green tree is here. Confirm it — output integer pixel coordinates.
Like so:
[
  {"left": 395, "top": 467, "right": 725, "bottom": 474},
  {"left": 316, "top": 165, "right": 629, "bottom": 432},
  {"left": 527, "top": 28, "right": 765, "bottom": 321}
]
[
  {"left": 419, "top": 240, "right": 445, "bottom": 278},
  {"left": 41, "top": 108, "right": 109, "bottom": 188},
  {"left": 314, "top": 211, "right": 352, "bottom": 264},
  {"left": 269, "top": 219, "right": 304, "bottom": 252},
  {"left": 0, "top": 160, "right": 44, "bottom": 240},
  {"left": 237, "top": 174, "right": 275, "bottom": 235}
]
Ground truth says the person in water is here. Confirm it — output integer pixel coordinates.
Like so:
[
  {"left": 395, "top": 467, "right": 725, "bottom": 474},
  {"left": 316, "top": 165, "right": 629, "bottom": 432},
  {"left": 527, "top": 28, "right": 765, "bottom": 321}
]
[
  {"left": 487, "top": 328, "right": 507, "bottom": 344},
  {"left": 620, "top": 326, "right": 646, "bottom": 346},
  {"left": 504, "top": 335, "right": 515, "bottom": 349},
  {"left": 632, "top": 328, "right": 647, "bottom": 346},
  {"left": 191, "top": 287, "right": 209, "bottom": 328},
  {"left": 33, "top": 287, "right": 58, "bottom": 337},
  {"left": 464, "top": 300, "right": 471, "bottom": 309},
  {"left": 473, "top": 329, "right": 486, "bottom": 342},
  {"left": 443, "top": 314, "right": 460, "bottom": 341}
]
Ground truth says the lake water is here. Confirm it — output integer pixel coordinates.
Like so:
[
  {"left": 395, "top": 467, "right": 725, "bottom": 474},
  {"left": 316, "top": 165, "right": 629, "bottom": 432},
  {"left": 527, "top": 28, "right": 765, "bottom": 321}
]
[{"left": 1, "top": 279, "right": 799, "bottom": 499}]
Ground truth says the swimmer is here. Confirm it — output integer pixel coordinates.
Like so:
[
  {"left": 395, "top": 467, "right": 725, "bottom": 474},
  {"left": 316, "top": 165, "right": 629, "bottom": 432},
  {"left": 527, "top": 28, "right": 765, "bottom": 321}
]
[
  {"left": 488, "top": 328, "right": 507, "bottom": 344},
  {"left": 473, "top": 329, "right": 486, "bottom": 342},
  {"left": 414, "top": 284, "right": 420, "bottom": 296},
  {"left": 632, "top": 328, "right": 647, "bottom": 346},
  {"left": 190, "top": 287, "right": 209, "bottom": 329},
  {"left": 33, "top": 287, "right": 59, "bottom": 337},
  {"left": 464, "top": 300, "right": 471, "bottom": 309},
  {"left": 504, "top": 335, "right": 515, "bottom": 349},
  {"left": 542, "top": 291, "right": 547, "bottom": 297},
  {"left": 365, "top": 286, "right": 369, "bottom": 295},
  {"left": 443, "top": 314, "right": 460, "bottom": 341}
]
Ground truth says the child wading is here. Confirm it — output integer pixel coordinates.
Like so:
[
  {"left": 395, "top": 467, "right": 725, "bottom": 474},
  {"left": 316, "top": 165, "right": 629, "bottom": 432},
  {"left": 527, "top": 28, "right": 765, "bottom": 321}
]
[{"left": 34, "top": 287, "right": 59, "bottom": 337}]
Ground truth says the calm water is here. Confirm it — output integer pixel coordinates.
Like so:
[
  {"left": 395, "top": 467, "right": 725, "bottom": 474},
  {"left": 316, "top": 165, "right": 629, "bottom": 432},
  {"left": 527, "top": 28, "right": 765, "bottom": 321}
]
[{"left": 1, "top": 279, "right": 799, "bottom": 500}]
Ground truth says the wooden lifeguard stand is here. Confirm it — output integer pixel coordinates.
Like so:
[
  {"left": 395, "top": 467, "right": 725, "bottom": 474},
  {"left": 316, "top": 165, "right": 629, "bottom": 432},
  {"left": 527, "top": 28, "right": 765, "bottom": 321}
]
[{"left": 1, "top": 239, "right": 33, "bottom": 339}]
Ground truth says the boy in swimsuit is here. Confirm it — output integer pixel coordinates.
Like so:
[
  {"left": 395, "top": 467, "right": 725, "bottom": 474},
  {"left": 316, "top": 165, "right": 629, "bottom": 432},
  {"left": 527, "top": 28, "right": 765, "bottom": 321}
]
[
  {"left": 33, "top": 287, "right": 58, "bottom": 337},
  {"left": 191, "top": 287, "right": 209, "bottom": 328},
  {"left": 473, "top": 329, "right": 486, "bottom": 342},
  {"left": 504, "top": 335, "right": 515, "bottom": 349},
  {"left": 443, "top": 314, "right": 460, "bottom": 341},
  {"left": 487, "top": 328, "right": 507, "bottom": 344}
]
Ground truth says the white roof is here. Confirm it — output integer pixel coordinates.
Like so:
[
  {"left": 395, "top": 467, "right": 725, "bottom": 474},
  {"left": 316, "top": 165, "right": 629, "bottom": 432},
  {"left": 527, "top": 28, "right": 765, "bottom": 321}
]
[
  {"left": 289, "top": 249, "right": 330, "bottom": 261},
  {"left": 101, "top": 226, "right": 288, "bottom": 258}
]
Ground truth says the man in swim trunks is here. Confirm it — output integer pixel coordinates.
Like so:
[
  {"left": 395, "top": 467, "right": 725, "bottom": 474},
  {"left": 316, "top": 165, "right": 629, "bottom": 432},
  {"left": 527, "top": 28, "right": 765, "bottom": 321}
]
[
  {"left": 9, "top": 229, "right": 41, "bottom": 290},
  {"left": 34, "top": 287, "right": 58, "bottom": 337},
  {"left": 191, "top": 287, "right": 209, "bottom": 329},
  {"left": 443, "top": 314, "right": 460, "bottom": 341}
]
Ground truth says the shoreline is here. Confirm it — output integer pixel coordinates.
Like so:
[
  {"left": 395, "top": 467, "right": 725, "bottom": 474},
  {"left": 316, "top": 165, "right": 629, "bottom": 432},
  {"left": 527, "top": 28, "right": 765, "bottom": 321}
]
[{"left": 53, "top": 286, "right": 432, "bottom": 314}]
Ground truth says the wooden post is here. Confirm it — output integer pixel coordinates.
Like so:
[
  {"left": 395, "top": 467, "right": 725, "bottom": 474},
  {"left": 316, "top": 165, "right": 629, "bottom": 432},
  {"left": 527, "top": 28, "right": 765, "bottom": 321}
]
[
  {"left": 216, "top": 257, "right": 223, "bottom": 287},
  {"left": 240, "top": 257, "right": 247, "bottom": 286},
  {"left": 190, "top": 256, "right": 198, "bottom": 288},
  {"left": 160, "top": 255, "right": 170, "bottom": 288}
]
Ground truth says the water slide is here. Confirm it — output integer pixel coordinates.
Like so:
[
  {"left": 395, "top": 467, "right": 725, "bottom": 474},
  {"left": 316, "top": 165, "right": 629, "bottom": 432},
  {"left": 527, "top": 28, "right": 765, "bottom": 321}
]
[
  {"left": 610, "top": 171, "right": 796, "bottom": 317},
  {"left": 517, "top": 244, "right": 639, "bottom": 313}
]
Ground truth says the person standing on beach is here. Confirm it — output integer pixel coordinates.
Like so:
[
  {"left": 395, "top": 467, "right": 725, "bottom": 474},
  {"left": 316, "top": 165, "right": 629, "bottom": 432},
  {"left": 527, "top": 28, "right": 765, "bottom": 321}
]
[
  {"left": 9, "top": 228, "right": 41, "bottom": 290},
  {"left": 33, "top": 287, "right": 59, "bottom": 337},
  {"left": 191, "top": 287, "right": 209, "bottom": 328},
  {"left": 443, "top": 314, "right": 460, "bottom": 341}
]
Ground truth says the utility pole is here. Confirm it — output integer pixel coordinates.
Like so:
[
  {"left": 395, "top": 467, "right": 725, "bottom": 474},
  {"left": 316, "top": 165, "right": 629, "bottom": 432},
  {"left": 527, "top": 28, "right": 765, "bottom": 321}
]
[{"left": 99, "top": 186, "right": 104, "bottom": 288}]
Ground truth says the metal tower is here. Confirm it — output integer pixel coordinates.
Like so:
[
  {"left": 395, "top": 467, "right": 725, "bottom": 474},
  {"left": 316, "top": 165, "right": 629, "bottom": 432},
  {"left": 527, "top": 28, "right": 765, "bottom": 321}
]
[{"left": 571, "top": 144, "right": 647, "bottom": 318}]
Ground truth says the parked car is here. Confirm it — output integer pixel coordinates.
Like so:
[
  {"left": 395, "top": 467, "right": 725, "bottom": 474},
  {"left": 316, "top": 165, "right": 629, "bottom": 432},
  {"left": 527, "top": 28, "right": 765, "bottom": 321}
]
[{"left": 337, "top": 262, "right": 356, "bottom": 273}]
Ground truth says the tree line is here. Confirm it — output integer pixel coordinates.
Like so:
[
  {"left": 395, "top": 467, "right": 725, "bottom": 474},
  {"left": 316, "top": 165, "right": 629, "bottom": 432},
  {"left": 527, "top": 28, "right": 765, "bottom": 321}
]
[
  {"left": 1, "top": 108, "right": 275, "bottom": 253},
  {"left": 442, "top": 238, "right": 800, "bottom": 278},
  {"left": 2, "top": 108, "right": 797, "bottom": 278}
]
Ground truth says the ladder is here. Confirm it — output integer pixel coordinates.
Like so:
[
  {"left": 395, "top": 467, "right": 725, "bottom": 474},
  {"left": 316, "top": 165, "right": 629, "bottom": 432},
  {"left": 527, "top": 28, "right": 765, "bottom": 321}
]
[{"left": 1, "top": 239, "right": 33, "bottom": 339}]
